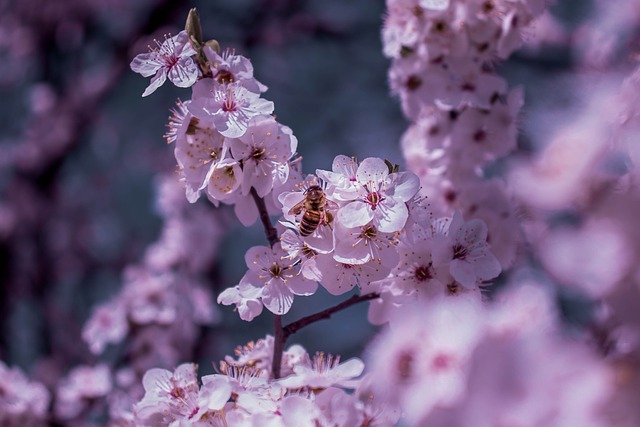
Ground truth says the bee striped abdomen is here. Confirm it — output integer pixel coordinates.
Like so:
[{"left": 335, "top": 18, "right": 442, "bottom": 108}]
[{"left": 299, "top": 210, "right": 322, "bottom": 236}]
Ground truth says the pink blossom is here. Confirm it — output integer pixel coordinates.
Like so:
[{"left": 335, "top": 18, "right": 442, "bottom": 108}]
[
  {"left": 82, "top": 299, "right": 128, "bottom": 354},
  {"left": 316, "top": 155, "right": 359, "bottom": 202},
  {"left": 367, "top": 297, "right": 485, "bottom": 424},
  {"left": 173, "top": 116, "right": 228, "bottom": 203},
  {"left": 130, "top": 31, "right": 199, "bottom": 96},
  {"left": 278, "top": 353, "right": 365, "bottom": 390},
  {"left": 228, "top": 115, "right": 297, "bottom": 197},
  {"left": 206, "top": 158, "right": 244, "bottom": 202},
  {"left": 334, "top": 157, "right": 420, "bottom": 233},
  {"left": 135, "top": 363, "right": 200, "bottom": 424},
  {"left": 305, "top": 253, "right": 389, "bottom": 296},
  {"left": 237, "top": 243, "right": 317, "bottom": 315},
  {"left": 189, "top": 81, "right": 274, "bottom": 138},
  {"left": 432, "top": 211, "right": 501, "bottom": 288},
  {"left": 205, "top": 47, "right": 267, "bottom": 94},
  {"left": 333, "top": 222, "right": 399, "bottom": 268},
  {"left": 0, "top": 361, "right": 50, "bottom": 425},
  {"left": 539, "top": 219, "right": 632, "bottom": 298},
  {"left": 313, "top": 388, "right": 365, "bottom": 427},
  {"left": 55, "top": 365, "right": 113, "bottom": 419},
  {"left": 217, "top": 280, "right": 264, "bottom": 322}
]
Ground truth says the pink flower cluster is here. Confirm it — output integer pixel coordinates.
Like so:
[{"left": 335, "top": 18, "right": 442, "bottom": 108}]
[
  {"left": 132, "top": 339, "right": 398, "bottom": 426},
  {"left": 219, "top": 154, "right": 501, "bottom": 320},
  {"left": 162, "top": 46, "right": 302, "bottom": 229},
  {"left": 58, "top": 2, "right": 640, "bottom": 426},
  {"left": 79, "top": 177, "right": 223, "bottom": 424},
  {"left": 387, "top": 0, "right": 546, "bottom": 269},
  {"left": 368, "top": 285, "right": 613, "bottom": 426},
  {"left": 0, "top": 361, "right": 50, "bottom": 427}
]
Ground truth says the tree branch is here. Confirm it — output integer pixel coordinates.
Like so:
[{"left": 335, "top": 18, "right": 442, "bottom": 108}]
[
  {"left": 250, "top": 187, "right": 279, "bottom": 248},
  {"left": 283, "top": 292, "right": 380, "bottom": 341}
]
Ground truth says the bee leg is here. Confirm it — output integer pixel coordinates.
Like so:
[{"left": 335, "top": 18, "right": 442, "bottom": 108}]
[{"left": 324, "top": 211, "right": 335, "bottom": 231}]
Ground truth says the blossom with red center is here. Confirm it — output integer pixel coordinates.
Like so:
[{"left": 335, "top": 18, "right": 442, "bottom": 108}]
[
  {"left": 432, "top": 210, "right": 501, "bottom": 288},
  {"left": 204, "top": 47, "right": 267, "bottom": 94},
  {"left": 220, "top": 243, "right": 318, "bottom": 318},
  {"left": 333, "top": 157, "right": 420, "bottom": 233},
  {"left": 130, "top": 31, "right": 199, "bottom": 97},
  {"left": 188, "top": 81, "right": 274, "bottom": 138}
]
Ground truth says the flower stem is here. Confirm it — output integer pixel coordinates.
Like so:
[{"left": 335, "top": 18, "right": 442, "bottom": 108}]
[
  {"left": 248, "top": 187, "right": 283, "bottom": 378},
  {"left": 272, "top": 314, "right": 284, "bottom": 379},
  {"left": 271, "top": 293, "right": 380, "bottom": 378},
  {"left": 283, "top": 293, "right": 380, "bottom": 341},
  {"left": 249, "top": 187, "right": 278, "bottom": 247},
  {"left": 247, "top": 188, "right": 379, "bottom": 378}
]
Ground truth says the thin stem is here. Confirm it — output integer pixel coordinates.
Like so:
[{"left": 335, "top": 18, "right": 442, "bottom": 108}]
[
  {"left": 283, "top": 292, "right": 380, "bottom": 342},
  {"left": 247, "top": 187, "right": 283, "bottom": 378},
  {"left": 246, "top": 188, "right": 380, "bottom": 378},
  {"left": 250, "top": 187, "right": 278, "bottom": 247},
  {"left": 272, "top": 314, "right": 284, "bottom": 379}
]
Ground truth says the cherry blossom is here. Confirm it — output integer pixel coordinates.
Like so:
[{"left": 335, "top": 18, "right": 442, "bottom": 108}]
[
  {"left": 134, "top": 363, "right": 202, "bottom": 424},
  {"left": 81, "top": 299, "right": 128, "bottom": 354},
  {"left": 332, "top": 157, "right": 420, "bottom": 233},
  {"left": 130, "top": 31, "right": 199, "bottom": 96},
  {"left": 0, "top": 361, "right": 50, "bottom": 426},
  {"left": 234, "top": 243, "right": 318, "bottom": 316},
  {"left": 55, "top": 365, "right": 113, "bottom": 420},
  {"left": 333, "top": 222, "right": 399, "bottom": 268},
  {"left": 305, "top": 253, "right": 389, "bottom": 296},
  {"left": 173, "top": 117, "right": 228, "bottom": 203},
  {"left": 205, "top": 47, "right": 267, "bottom": 93},
  {"left": 278, "top": 353, "right": 365, "bottom": 390},
  {"left": 432, "top": 210, "right": 501, "bottom": 289},
  {"left": 189, "top": 81, "right": 274, "bottom": 138},
  {"left": 367, "top": 297, "right": 486, "bottom": 424},
  {"left": 227, "top": 115, "right": 297, "bottom": 197}
]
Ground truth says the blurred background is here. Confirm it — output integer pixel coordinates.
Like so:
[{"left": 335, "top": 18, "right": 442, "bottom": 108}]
[
  {"left": 1, "top": 0, "right": 636, "bottom": 382},
  {"left": 0, "top": 0, "right": 406, "bottom": 376}
]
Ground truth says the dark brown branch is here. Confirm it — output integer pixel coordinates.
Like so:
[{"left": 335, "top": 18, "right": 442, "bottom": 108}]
[
  {"left": 250, "top": 187, "right": 279, "bottom": 248},
  {"left": 271, "top": 314, "right": 284, "bottom": 379},
  {"left": 247, "top": 187, "right": 283, "bottom": 378},
  {"left": 283, "top": 292, "right": 380, "bottom": 341}
]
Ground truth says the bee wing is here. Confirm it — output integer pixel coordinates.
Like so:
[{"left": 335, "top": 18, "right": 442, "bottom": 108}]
[
  {"left": 325, "top": 199, "right": 339, "bottom": 210},
  {"left": 288, "top": 199, "right": 307, "bottom": 216}
]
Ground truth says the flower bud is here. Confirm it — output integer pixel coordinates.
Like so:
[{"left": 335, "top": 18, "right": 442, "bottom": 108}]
[{"left": 185, "top": 8, "right": 203, "bottom": 48}]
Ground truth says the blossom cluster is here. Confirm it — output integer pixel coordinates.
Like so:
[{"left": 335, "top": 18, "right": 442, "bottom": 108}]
[
  {"left": 0, "top": 360, "right": 50, "bottom": 427},
  {"left": 137, "top": 32, "right": 300, "bottom": 226},
  {"left": 386, "top": 0, "right": 546, "bottom": 269},
  {"left": 131, "top": 339, "right": 398, "bottom": 426},
  {"left": 77, "top": 177, "right": 223, "bottom": 425},
  {"left": 5, "top": 2, "right": 640, "bottom": 427},
  {"left": 218, "top": 154, "right": 501, "bottom": 321},
  {"left": 128, "top": 26, "right": 503, "bottom": 321},
  {"left": 368, "top": 285, "right": 614, "bottom": 426}
]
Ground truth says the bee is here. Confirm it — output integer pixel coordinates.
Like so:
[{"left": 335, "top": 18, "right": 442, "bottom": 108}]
[{"left": 289, "top": 185, "right": 338, "bottom": 237}]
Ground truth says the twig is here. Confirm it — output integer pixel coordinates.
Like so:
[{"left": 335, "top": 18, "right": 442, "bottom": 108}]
[
  {"left": 249, "top": 187, "right": 278, "bottom": 247},
  {"left": 272, "top": 314, "right": 284, "bottom": 379},
  {"left": 282, "top": 293, "right": 380, "bottom": 341}
]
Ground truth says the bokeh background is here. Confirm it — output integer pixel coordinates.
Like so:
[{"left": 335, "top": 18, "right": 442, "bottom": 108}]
[
  {"left": 0, "top": 0, "right": 407, "bottom": 376},
  {"left": 1, "top": 0, "right": 631, "bottom": 380}
]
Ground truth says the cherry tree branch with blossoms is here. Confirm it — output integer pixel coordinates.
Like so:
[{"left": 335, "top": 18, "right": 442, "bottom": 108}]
[{"left": 4, "top": 1, "right": 640, "bottom": 426}]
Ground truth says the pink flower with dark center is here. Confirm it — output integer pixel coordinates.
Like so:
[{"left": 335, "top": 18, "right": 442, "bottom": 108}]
[
  {"left": 135, "top": 364, "right": 201, "bottom": 424},
  {"left": 130, "top": 31, "right": 199, "bottom": 97},
  {"left": 205, "top": 47, "right": 267, "bottom": 93},
  {"left": 335, "top": 157, "right": 420, "bottom": 233},
  {"left": 189, "top": 81, "right": 274, "bottom": 138}
]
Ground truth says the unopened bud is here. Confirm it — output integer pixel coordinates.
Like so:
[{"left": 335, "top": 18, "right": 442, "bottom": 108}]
[
  {"left": 384, "top": 159, "right": 400, "bottom": 174},
  {"left": 204, "top": 39, "right": 221, "bottom": 55},
  {"left": 185, "top": 8, "right": 203, "bottom": 48}
]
